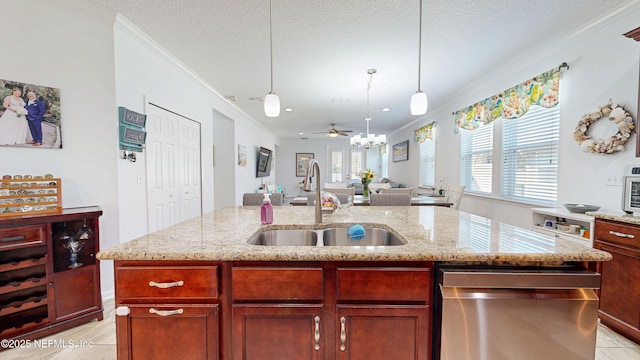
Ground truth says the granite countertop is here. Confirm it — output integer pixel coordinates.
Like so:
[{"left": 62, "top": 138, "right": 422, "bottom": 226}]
[
  {"left": 97, "top": 206, "right": 611, "bottom": 264},
  {"left": 586, "top": 210, "right": 640, "bottom": 225}
]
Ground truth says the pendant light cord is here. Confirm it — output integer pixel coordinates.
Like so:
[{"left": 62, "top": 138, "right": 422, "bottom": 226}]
[
  {"left": 269, "top": 0, "right": 274, "bottom": 94},
  {"left": 417, "top": 0, "right": 423, "bottom": 92},
  {"left": 366, "top": 71, "right": 374, "bottom": 136}
]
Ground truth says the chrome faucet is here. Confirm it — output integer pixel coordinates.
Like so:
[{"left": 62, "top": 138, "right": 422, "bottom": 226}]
[{"left": 303, "top": 159, "right": 322, "bottom": 223}]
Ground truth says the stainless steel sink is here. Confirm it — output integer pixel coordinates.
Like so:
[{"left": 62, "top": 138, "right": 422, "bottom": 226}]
[
  {"left": 248, "top": 229, "right": 318, "bottom": 246},
  {"left": 322, "top": 227, "right": 406, "bottom": 246}
]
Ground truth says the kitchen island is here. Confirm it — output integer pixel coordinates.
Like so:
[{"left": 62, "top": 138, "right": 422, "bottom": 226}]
[{"left": 98, "top": 206, "right": 611, "bottom": 360}]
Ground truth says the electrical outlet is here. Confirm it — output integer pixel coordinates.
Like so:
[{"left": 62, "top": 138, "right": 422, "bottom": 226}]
[
  {"left": 605, "top": 175, "right": 622, "bottom": 186},
  {"left": 136, "top": 173, "right": 143, "bottom": 184}
]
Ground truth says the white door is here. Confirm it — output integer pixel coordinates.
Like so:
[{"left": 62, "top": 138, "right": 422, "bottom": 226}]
[
  {"left": 178, "top": 119, "right": 202, "bottom": 221},
  {"left": 146, "top": 104, "right": 202, "bottom": 232}
]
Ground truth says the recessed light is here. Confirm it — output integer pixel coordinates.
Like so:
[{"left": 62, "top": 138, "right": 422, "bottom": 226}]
[
  {"left": 285, "top": 108, "right": 293, "bottom": 112},
  {"left": 382, "top": 108, "right": 390, "bottom": 112},
  {"left": 298, "top": 132, "right": 304, "bottom": 135}
]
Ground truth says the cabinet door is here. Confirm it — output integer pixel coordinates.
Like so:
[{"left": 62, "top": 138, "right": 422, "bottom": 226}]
[
  {"left": 596, "top": 241, "right": 640, "bottom": 330},
  {"left": 336, "top": 305, "right": 430, "bottom": 360},
  {"left": 116, "top": 304, "right": 219, "bottom": 360},
  {"left": 53, "top": 265, "right": 100, "bottom": 321},
  {"left": 232, "top": 304, "right": 324, "bottom": 360}
]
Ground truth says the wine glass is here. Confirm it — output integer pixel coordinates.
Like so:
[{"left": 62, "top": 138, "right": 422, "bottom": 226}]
[
  {"left": 75, "top": 218, "right": 94, "bottom": 241},
  {"left": 63, "top": 239, "right": 84, "bottom": 268}
]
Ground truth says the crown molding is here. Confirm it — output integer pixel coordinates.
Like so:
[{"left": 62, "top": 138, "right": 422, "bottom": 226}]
[{"left": 113, "top": 14, "right": 278, "bottom": 141}]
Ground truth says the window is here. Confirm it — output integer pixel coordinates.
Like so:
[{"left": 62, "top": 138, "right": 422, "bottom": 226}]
[
  {"left": 460, "top": 123, "right": 493, "bottom": 194},
  {"left": 501, "top": 105, "right": 559, "bottom": 204},
  {"left": 459, "top": 105, "right": 560, "bottom": 204},
  {"left": 328, "top": 148, "right": 344, "bottom": 182},
  {"left": 419, "top": 139, "right": 435, "bottom": 186},
  {"left": 350, "top": 149, "right": 365, "bottom": 180}
]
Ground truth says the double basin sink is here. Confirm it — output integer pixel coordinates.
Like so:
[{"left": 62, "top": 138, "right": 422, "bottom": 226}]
[{"left": 248, "top": 227, "right": 406, "bottom": 247}]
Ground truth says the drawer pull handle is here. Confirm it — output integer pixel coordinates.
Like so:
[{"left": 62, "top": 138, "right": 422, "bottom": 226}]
[
  {"left": 149, "top": 308, "right": 184, "bottom": 316},
  {"left": 148, "top": 280, "right": 184, "bottom": 289},
  {"left": 609, "top": 230, "right": 635, "bottom": 239},
  {"left": 314, "top": 316, "right": 320, "bottom": 350},
  {"left": 340, "top": 317, "right": 346, "bottom": 351},
  {"left": 2, "top": 235, "right": 25, "bottom": 242}
]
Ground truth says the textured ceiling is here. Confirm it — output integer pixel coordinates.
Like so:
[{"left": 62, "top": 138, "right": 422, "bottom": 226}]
[{"left": 87, "top": 0, "right": 635, "bottom": 140}]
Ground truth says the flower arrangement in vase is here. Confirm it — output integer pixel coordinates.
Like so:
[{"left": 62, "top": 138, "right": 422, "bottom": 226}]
[
  {"left": 359, "top": 169, "right": 375, "bottom": 198},
  {"left": 437, "top": 178, "right": 446, "bottom": 196}
]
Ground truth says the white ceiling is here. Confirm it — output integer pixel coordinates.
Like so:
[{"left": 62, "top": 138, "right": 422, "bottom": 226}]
[{"left": 87, "top": 0, "right": 634, "bottom": 140}]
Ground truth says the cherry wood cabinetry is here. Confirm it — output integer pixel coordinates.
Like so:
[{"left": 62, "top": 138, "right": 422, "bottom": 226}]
[
  {"left": 114, "top": 262, "right": 220, "bottom": 360},
  {"left": 594, "top": 218, "right": 640, "bottom": 343},
  {"left": 0, "top": 206, "right": 102, "bottom": 342},
  {"left": 229, "top": 262, "right": 432, "bottom": 360}
]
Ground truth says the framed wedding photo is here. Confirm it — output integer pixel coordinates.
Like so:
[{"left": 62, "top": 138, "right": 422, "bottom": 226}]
[
  {"left": 0, "top": 78, "right": 62, "bottom": 149},
  {"left": 296, "top": 153, "right": 314, "bottom": 176},
  {"left": 392, "top": 140, "right": 409, "bottom": 162}
]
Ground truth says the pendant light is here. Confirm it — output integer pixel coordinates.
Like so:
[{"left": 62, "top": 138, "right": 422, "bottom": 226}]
[
  {"left": 264, "top": 0, "right": 280, "bottom": 117},
  {"left": 410, "top": 0, "right": 428, "bottom": 115},
  {"left": 351, "top": 69, "right": 387, "bottom": 150}
]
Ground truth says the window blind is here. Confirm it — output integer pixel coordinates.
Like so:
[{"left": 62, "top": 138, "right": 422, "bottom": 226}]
[
  {"left": 460, "top": 124, "right": 493, "bottom": 194},
  {"left": 501, "top": 105, "right": 559, "bottom": 205},
  {"left": 419, "top": 139, "right": 435, "bottom": 186}
]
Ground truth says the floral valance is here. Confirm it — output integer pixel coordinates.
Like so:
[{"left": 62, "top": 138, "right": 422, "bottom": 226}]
[
  {"left": 453, "top": 66, "right": 564, "bottom": 132},
  {"left": 413, "top": 122, "right": 435, "bottom": 143}
]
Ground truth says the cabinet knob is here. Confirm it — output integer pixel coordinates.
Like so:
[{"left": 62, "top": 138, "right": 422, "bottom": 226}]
[{"left": 116, "top": 306, "right": 130, "bottom": 316}]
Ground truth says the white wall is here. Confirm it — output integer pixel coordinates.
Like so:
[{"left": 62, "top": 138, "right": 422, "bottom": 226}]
[
  {"left": 113, "top": 15, "right": 279, "bottom": 239},
  {"left": 1, "top": 0, "right": 119, "bottom": 297},
  {"left": 387, "top": 3, "right": 640, "bottom": 228},
  {"left": 2, "top": 1, "right": 279, "bottom": 299}
]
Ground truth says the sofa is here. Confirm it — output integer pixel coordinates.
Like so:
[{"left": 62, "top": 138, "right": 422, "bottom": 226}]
[{"left": 348, "top": 178, "right": 406, "bottom": 195}]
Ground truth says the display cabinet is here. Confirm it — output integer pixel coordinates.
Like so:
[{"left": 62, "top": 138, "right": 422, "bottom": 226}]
[
  {"left": 531, "top": 207, "right": 594, "bottom": 246},
  {"left": 0, "top": 206, "right": 102, "bottom": 342},
  {"left": 0, "top": 177, "right": 62, "bottom": 217}
]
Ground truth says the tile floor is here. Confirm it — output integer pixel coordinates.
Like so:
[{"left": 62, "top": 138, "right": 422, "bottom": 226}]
[{"left": 1, "top": 298, "right": 639, "bottom": 359}]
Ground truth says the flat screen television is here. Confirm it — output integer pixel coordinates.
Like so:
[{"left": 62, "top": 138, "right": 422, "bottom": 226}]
[{"left": 256, "top": 147, "right": 272, "bottom": 178}]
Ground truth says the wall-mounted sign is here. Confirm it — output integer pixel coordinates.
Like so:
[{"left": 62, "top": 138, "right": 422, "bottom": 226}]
[
  {"left": 120, "top": 126, "right": 146, "bottom": 145},
  {"left": 118, "top": 106, "right": 146, "bottom": 152},
  {"left": 119, "top": 107, "right": 147, "bottom": 127}
]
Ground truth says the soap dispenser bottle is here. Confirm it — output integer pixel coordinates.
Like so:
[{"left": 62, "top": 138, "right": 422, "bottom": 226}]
[{"left": 261, "top": 193, "right": 273, "bottom": 225}]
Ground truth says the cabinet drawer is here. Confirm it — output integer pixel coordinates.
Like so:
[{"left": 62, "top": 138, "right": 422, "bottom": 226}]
[
  {"left": 116, "top": 265, "right": 218, "bottom": 300},
  {"left": 232, "top": 267, "right": 323, "bottom": 301},
  {"left": 595, "top": 219, "right": 640, "bottom": 249},
  {"left": 337, "top": 267, "right": 431, "bottom": 302},
  {"left": 0, "top": 225, "right": 46, "bottom": 250}
]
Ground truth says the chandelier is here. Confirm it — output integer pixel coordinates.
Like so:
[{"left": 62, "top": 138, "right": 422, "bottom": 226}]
[{"left": 350, "top": 69, "right": 387, "bottom": 151}]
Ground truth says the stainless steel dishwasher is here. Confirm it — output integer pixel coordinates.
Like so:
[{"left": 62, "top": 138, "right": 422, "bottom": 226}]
[{"left": 436, "top": 267, "right": 601, "bottom": 360}]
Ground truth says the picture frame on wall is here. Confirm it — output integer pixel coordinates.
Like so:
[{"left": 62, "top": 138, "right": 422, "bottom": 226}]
[
  {"left": 0, "top": 78, "right": 62, "bottom": 148},
  {"left": 296, "top": 153, "right": 314, "bottom": 176},
  {"left": 392, "top": 140, "right": 409, "bottom": 162},
  {"left": 238, "top": 144, "right": 247, "bottom": 166}
]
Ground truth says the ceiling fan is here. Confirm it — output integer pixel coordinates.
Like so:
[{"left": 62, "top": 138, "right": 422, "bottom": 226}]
[{"left": 313, "top": 123, "right": 353, "bottom": 137}]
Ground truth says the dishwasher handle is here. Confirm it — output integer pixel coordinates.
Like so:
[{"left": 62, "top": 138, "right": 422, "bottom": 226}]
[{"left": 440, "top": 269, "right": 601, "bottom": 289}]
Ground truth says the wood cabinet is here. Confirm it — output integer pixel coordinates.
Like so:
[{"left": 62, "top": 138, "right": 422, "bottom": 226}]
[
  {"left": 594, "top": 218, "right": 640, "bottom": 343},
  {"left": 0, "top": 206, "right": 102, "bottom": 341},
  {"left": 114, "top": 262, "right": 220, "bottom": 360},
  {"left": 230, "top": 262, "right": 432, "bottom": 360}
]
